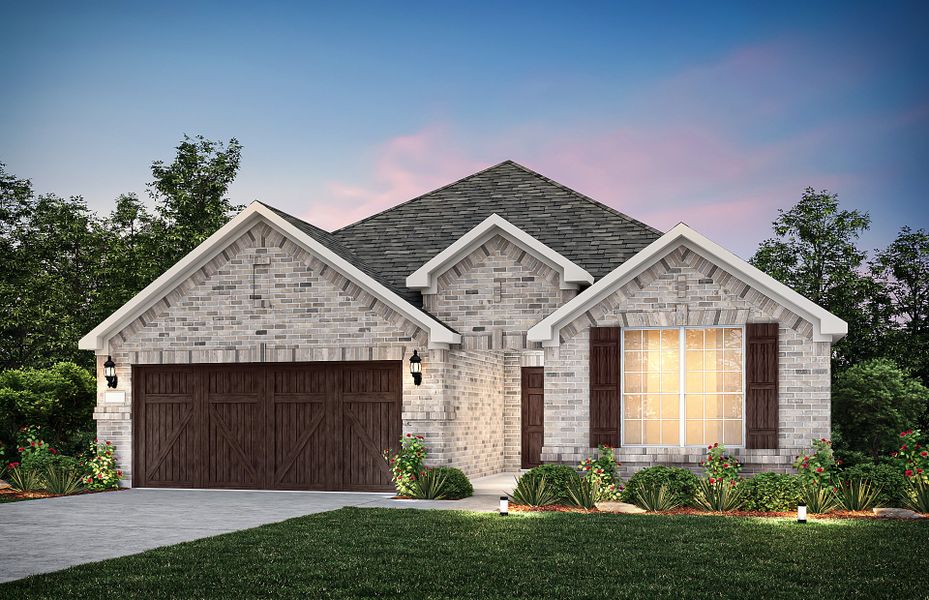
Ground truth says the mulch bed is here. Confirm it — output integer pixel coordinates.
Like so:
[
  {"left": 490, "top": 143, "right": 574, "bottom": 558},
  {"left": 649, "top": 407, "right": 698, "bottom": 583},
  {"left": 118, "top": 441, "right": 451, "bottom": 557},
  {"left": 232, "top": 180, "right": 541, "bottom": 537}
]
[
  {"left": 0, "top": 487, "right": 122, "bottom": 502},
  {"left": 511, "top": 503, "right": 922, "bottom": 520},
  {"left": 510, "top": 504, "right": 597, "bottom": 513}
]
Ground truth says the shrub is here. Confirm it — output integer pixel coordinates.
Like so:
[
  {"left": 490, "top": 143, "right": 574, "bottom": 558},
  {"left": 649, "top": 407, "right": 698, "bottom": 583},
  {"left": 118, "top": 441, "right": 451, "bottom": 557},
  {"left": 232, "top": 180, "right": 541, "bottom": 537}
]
[
  {"left": 524, "top": 464, "right": 581, "bottom": 503},
  {"left": 700, "top": 443, "right": 741, "bottom": 483},
  {"left": 635, "top": 484, "right": 681, "bottom": 512},
  {"left": 511, "top": 472, "right": 557, "bottom": 507},
  {"left": 801, "top": 482, "right": 837, "bottom": 514},
  {"left": 8, "top": 466, "right": 43, "bottom": 492},
  {"left": 693, "top": 478, "right": 744, "bottom": 512},
  {"left": 565, "top": 476, "right": 598, "bottom": 510},
  {"left": 0, "top": 362, "right": 96, "bottom": 452},
  {"left": 15, "top": 425, "right": 77, "bottom": 475},
  {"left": 44, "top": 464, "right": 83, "bottom": 495},
  {"left": 578, "top": 444, "right": 623, "bottom": 501},
  {"left": 793, "top": 438, "right": 837, "bottom": 487},
  {"left": 621, "top": 466, "right": 698, "bottom": 507},
  {"left": 834, "top": 478, "right": 881, "bottom": 511},
  {"left": 431, "top": 467, "right": 472, "bottom": 499},
  {"left": 739, "top": 473, "right": 803, "bottom": 512},
  {"left": 383, "top": 434, "right": 427, "bottom": 497},
  {"left": 903, "top": 479, "right": 929, "bottom": 513},
  {"left": 832, "top": 359, "right": 929, "bottom": 458},
  {"left": 409, "top": 468, "right": 448, "bottom": 500},
  {"left": 890, "top": 429, "right": 928, "bottom": 485},
  {"left": 840, "top": 463, "right": 907, "bottom": 507},
  {"left": 80, "top": 439, "right": 122, "bottom": 490}
]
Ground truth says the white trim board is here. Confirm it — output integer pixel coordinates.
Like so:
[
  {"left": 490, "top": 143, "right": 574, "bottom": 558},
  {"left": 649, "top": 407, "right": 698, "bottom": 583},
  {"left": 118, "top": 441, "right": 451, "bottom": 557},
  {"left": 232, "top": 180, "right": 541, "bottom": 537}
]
[
  {"left": 527, "top": 223, "right": 848, "bottom": 346},
  {"left": 405, "top": 213, "right": 594, "bottom": 294},
  {"left": 79, "top": 202, "right": 461, "bottom": 353}
]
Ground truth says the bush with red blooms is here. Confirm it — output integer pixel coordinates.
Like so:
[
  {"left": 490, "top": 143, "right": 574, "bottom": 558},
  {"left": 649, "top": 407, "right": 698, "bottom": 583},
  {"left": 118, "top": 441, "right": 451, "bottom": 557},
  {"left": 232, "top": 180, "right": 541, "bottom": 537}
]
[
  {"left": 891, "top": 429, "right": 928, "bottom": 485},
  {"left": 793, "top": 438, "right": 837, "bottom": 487},
  {"left": 700, "top": 442, "right": 742, "bottom": 484},
  {"left": 383, "top": 434, "right": 427, "bottom": 497},
  {"left": 578, "top": 444, "right": 623, "bottom": 501},
  {"left": 80, "top": 439, "right": 122, "bottom": 490}
]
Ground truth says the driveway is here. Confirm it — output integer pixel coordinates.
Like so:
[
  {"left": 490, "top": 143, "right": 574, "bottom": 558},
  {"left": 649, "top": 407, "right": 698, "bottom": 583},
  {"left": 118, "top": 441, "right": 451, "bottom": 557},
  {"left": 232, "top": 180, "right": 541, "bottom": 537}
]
[{"left": 0, "top": 473, "right": 517, "bottom": 583}]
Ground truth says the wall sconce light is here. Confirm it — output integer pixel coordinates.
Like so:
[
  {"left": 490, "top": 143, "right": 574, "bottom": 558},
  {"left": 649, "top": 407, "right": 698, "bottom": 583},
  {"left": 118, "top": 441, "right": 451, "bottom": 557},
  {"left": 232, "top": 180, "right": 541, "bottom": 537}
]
[
  {"left": 409, "top": 350, "right": 422, "bottom": 386},
  {"left": 797, "top": 502, "right": 807, "bottom": 524},
  {"left": 103, "top": 355, "right": 118, "bottom": 389},
  {"left": 499, "top": 496, "right": 509, "bottom": 516}
]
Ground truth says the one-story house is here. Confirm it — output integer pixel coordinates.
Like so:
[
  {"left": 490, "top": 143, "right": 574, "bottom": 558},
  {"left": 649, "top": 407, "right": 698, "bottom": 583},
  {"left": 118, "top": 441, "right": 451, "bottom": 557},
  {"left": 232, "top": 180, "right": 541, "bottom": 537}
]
[{"left": 80, "top": 161, "right": 846, "bottom": 490}]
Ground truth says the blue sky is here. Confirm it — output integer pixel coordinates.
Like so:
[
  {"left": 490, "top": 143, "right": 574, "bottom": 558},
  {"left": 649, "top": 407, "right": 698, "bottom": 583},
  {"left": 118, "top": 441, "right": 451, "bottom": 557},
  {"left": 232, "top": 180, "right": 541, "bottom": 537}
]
[{"left": 2, "top": 1, "right": 927, "bottom": 257}]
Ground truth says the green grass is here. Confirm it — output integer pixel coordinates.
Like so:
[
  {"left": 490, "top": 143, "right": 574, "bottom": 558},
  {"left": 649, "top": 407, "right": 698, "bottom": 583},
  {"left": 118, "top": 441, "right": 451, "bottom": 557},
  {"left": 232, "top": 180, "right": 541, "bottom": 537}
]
[{"left": 2, "top": 508, "right": 927, "bottom": 599}]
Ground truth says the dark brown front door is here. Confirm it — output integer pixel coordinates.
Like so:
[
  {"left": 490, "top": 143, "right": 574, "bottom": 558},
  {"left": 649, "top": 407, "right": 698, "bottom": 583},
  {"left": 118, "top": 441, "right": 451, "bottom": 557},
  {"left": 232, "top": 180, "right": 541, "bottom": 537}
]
[
  {"left": 521, "top": 367, "right": 544, "bottom": 469},
  {"left": 133, "top": 362, "right": 401, "bottom": 491}
]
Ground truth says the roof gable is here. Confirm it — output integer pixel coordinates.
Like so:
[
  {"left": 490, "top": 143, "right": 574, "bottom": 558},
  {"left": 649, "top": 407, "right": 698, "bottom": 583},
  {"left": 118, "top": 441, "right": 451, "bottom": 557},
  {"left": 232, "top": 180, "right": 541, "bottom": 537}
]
[
  {"left": 333, "top": 160, "right": 662, "bottom": 304},
  {"left": 406, "top": 213, "right": 593, "bottom": 294},
  {"left": 527, "top": 223, "right": 848, "bottom": 345},
  {"left": 79, "top": 202, "right": 461, "bottom": 352}
]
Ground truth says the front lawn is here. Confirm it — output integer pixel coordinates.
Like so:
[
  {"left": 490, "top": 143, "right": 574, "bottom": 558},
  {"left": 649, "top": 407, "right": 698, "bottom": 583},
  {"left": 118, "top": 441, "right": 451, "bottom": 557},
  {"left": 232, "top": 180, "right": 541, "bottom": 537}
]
[{"left": 2, "top": 508, "right": 926, "bottom": 599}]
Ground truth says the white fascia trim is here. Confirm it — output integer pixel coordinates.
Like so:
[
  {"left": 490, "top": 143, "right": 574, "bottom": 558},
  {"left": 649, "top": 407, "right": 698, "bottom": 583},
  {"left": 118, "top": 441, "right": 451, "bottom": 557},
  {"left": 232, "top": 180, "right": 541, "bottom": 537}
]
[
  {"left": 79, "top": 202, "right": 460, "bottom": 353},
  {"left": 527, "top": 223, "right": 848, "bottom": 347},
  {"left": 405, "top": 213, "right": 594, "bottom": 294}
]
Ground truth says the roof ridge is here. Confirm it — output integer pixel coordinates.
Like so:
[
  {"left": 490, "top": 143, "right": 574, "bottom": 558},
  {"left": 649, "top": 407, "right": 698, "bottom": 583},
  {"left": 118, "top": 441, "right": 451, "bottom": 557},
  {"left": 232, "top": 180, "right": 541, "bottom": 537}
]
[{"left": 333, "top": 160, "right": 519, "bottom": 233}]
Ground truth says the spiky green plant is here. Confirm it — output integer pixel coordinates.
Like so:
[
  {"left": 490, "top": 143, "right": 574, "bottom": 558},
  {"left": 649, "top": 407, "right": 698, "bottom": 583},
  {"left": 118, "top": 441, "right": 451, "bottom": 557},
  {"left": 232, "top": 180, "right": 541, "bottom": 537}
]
[
  {"left": 692, "top": 479, "right": 745, "bottom": 512},
  {"left": 409, "top": 468, "right": 449, "bottom": 500},
  {"left": 902, "top": 479, "right": 929, "bottom": 514},
  {"left": 835, "top": 478, "right": 881, "bottom": 511},
  {"left": 44, "top": 464, "right": 84, "bottom": 495},
  {"left": 635, "top": 484, "right": 681, "bottom": 512},
  {"left": 801, "top": 482, "right": 837, "bottom": 514},
  {"left": 8, "top": 467, "right": 44, "bottom": 492},
  {"left": 565, "top": 476, "right": 598, "bottom": 510},
  {"left": 510, "top": 472, "right": 557, "bottom": 507}
]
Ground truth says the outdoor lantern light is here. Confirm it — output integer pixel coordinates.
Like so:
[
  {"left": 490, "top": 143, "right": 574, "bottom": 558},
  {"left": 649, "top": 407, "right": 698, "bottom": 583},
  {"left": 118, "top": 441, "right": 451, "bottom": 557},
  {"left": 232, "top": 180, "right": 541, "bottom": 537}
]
[
  {"left": 409, "top": 350, "right": 422, "bottom": 386},
  {"left": 797, "top": 502, "right": 807, "bottom": 524},
  {"left": 499, "top": 496, "right": 509, "bottom": 516},
  {"left": 103, "top": 355, "right": 118, "bottom": 389}
]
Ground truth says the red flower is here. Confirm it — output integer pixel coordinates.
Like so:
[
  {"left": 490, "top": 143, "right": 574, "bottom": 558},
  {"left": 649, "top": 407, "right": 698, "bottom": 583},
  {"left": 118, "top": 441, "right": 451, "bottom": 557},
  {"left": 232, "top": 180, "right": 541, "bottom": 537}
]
[
  {"left": 709, "top": 478, "right": 716, "bottom": 484},
  {"left": 105, "top": 441, "right": 111, "bottom": 446},
  {"left": 901, "top": 431, "right": 908, "bottom": 437},
  {"left": 723, "top": 463, "right": 729, "bottom": 468},
  {"left": 921, "top": 451, "right": 928, "bottom": 458},
  {"left": 50, "top": 448, "right": 57, "bottom": 455},
  {"left": 918, "top": 469, "right": 925, "bottom": 474},
  {"left": 905, "top": 469, "right": 914, "bottom": 477},
  {"left": 16, "top": 447, "right": 23, "bottom": 452},
  {"left": 30, "top": 441, "right": 36, "bottom": 447},
  {"left": 816, "top": 467, "right": 824, "bottom": 473},
  {"left": 901, "top": 445, "right": 908, "bottom": 451}
]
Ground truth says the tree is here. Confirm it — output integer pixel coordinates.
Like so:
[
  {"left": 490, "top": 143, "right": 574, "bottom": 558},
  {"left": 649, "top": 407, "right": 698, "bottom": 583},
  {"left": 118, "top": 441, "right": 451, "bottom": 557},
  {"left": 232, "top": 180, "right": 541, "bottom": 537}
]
[
  {"left": 750, "top": 188, "right": 881, "bottom": 369},
  {"left": 832, "top": 358, "right": 929, "bottom": 458},
  {"left": 871, "top": 227, "right": 929, "bottom": 391},
  {"left": 149, "top": 135, "right": 243, "bottom": 268},
  {"left": 0, "top": 164, "right": 35, "bottom": 370}
]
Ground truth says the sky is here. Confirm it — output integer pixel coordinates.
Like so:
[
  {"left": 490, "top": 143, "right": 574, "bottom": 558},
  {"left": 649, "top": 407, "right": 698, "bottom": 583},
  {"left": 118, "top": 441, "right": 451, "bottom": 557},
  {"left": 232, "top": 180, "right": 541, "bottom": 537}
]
[{"left": 1, "top": 1, "right": 927, "bottom": 258}]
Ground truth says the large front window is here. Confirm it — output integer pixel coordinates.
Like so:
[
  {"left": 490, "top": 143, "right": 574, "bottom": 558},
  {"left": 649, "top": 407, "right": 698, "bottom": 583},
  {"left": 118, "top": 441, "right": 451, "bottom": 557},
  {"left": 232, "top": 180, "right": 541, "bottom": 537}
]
[{"left": 622, "top": 326, "right": 744, "bottom": 447}]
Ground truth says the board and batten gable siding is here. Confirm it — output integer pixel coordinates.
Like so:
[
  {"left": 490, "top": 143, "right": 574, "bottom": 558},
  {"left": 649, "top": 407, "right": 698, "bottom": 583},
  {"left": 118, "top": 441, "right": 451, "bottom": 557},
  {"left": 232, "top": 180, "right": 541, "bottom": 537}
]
[
  {"left": 542, "top": 244, "right": 831, "bottom": 476},
  {"left": 95, "top": 221, "right": 458, "bottom": 484}
]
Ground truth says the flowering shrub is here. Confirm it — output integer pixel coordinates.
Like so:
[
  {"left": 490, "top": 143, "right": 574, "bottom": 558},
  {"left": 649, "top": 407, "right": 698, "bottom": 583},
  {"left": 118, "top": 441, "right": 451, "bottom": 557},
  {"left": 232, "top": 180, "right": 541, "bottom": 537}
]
[
  {"left": 793, "top": 438, "right": 837, "bottom": 487},
  {"left": 891, "top": 429, "right": 928, "bottom": 485},
  {"left": 382, "top": 434, "right": 427, "bottom": 497},
  {"left": 578, "top": 444, "right": 623, "bottom": 501},
  {"left": 80, "top": 439, "right": 122, "bottom": 490},
  {"left": 700, "top": 443, "right": 741, "bottom": 484}
]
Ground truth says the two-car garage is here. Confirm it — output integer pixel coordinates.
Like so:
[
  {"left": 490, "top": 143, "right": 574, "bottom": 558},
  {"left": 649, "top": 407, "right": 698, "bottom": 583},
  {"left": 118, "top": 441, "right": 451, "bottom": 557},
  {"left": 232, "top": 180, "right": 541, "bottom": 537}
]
[{"left": 132, "top": 362, "right": 402, "bottom": 491}]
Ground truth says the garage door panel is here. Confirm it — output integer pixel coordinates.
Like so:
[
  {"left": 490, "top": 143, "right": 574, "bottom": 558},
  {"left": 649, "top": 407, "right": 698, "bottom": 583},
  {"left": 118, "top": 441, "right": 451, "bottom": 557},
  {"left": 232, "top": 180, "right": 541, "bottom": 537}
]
[{"left": 134, "top": 362, "right": 400, "bottom": 491}]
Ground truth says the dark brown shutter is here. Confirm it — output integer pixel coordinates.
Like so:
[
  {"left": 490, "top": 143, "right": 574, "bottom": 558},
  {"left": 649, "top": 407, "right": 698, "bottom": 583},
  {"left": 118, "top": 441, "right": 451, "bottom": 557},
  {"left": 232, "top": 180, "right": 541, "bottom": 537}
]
[
  {"left": 589, "top": 327, "right": 621, "bottom": 448},
  {"left": 745, "top": 323, "right": 779, "bottom": 449}
]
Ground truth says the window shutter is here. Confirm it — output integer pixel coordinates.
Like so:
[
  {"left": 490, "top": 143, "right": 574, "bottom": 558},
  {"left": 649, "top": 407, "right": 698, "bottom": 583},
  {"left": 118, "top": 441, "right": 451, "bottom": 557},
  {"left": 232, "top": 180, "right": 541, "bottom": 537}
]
[
  {"left": 745, "top": 323, "right": 779, "bottom": 449},
  {"left": 589, "top": 327, "right": 621, "bottom": 448}
]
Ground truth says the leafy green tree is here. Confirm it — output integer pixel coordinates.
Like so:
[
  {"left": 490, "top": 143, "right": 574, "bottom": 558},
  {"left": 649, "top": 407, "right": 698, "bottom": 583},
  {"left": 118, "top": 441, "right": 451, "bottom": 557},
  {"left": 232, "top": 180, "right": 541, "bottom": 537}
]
[
  {"left": 750, "top": 188, "right": 882, "bottom": 368},
  {"left": 871, "top": 227, "right": 929, "bottom": 393},
  {"left": 149, "top": 135, "right": 243, "bottom": 267},
  {"left": 0, "top": 361, "right": 96, "bottom": 453},
  {"left": 0, "top": 164, "right": 36, "bottom": 370},
  {"left": 832, "top": 359, "right": 929, "bottom": 458}
]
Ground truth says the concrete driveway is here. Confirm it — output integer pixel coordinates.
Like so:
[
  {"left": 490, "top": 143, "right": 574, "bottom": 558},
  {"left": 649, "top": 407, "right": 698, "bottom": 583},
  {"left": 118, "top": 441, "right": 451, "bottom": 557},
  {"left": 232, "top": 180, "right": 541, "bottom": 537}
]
[{"left": 0, "top": 473, "right": 517, "bottom": 583}]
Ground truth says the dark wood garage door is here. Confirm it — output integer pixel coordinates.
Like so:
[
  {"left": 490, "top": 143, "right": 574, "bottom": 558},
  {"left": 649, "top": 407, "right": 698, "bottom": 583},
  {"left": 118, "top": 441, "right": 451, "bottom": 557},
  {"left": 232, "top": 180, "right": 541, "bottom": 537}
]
[{"left": 132, "top": 362, "right": 401, "bottom": 491}]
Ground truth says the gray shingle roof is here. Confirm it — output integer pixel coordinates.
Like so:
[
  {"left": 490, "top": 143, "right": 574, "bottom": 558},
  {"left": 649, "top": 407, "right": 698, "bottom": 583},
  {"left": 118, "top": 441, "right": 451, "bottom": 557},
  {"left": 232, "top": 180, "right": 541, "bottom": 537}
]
[{"left": 331, "top": 160, "right": 662, "bottom": 305}]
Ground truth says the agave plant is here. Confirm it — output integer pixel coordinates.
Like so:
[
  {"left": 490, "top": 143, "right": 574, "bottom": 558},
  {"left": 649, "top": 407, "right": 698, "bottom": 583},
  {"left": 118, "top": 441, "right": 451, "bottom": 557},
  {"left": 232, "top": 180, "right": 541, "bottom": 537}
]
[
  {"left": 8, "top": 467, "right": 44, "bottom": 492},
  {"left": 635, "top": 484, "right": 681, "bottom": 512},
  {"left": 801, "top": 481, "right": 837, "bottom": 514},
  {"left": 902, "top": 479, "right": 929, "bottom": 514},
  {"left": 692, "top": 478, "right": 745, "bottom": 512},
  {"left": 44, "top": 464, "right": 84, "bottom": 496},
  {"left": 565, "top": 476, "right": 598, "bottom": 510},
  {"left": 409, "top": 468, "right": 449, "bottom": 500},
  {"left": 510, "top": 472, "right": 557, "bottom": 507},
  {"left": 834, "top": 478, "right": 881, "bottom": 511}
]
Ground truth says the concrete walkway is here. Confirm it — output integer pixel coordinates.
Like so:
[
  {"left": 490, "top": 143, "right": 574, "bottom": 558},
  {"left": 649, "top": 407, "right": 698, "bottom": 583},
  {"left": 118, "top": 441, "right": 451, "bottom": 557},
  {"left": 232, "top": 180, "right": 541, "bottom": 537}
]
[{"left": 0, "top": 472, "right": 518, "bottom": 583}]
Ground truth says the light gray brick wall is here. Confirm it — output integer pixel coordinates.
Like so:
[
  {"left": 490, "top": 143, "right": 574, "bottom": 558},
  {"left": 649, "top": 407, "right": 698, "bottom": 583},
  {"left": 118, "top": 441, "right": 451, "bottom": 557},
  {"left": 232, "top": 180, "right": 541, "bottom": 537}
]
[{"left": 542, "top": 244, "right": 831, "bottom": 476}]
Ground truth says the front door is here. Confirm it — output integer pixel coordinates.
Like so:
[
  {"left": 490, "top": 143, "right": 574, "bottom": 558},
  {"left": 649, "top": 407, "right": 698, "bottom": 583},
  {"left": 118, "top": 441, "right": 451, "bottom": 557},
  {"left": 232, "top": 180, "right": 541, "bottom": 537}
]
[{"left": 520, "top": 367, "right": 544, "bottom": 469}]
